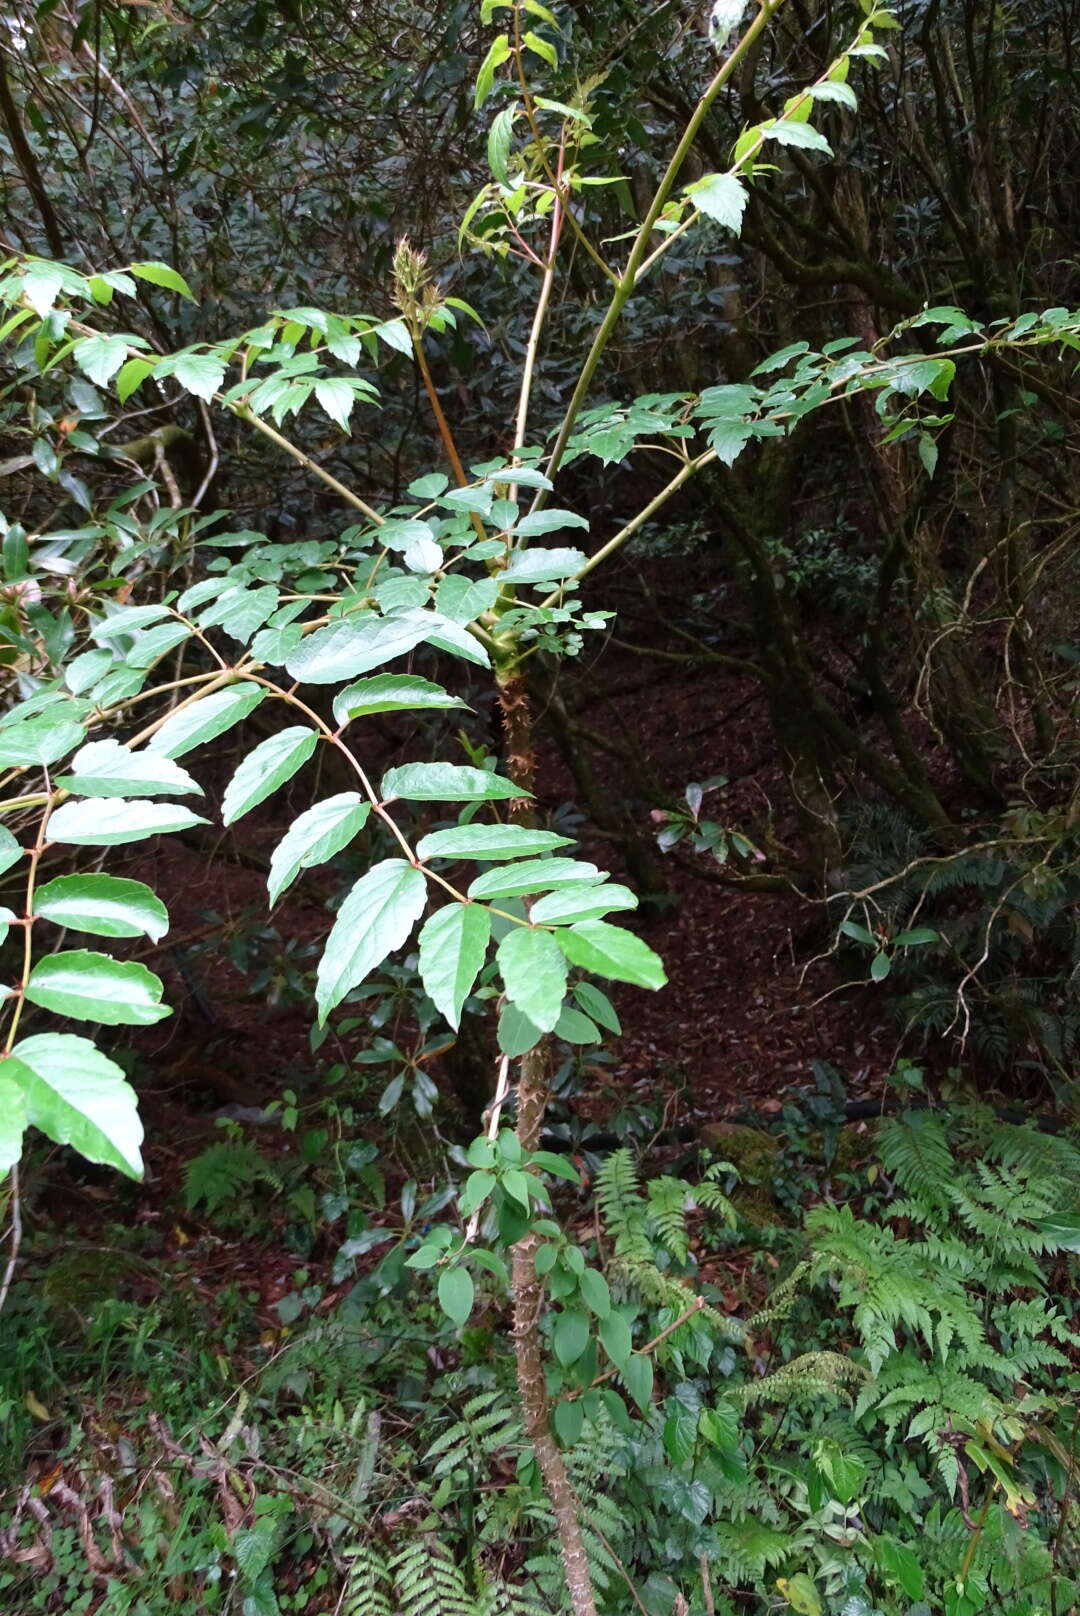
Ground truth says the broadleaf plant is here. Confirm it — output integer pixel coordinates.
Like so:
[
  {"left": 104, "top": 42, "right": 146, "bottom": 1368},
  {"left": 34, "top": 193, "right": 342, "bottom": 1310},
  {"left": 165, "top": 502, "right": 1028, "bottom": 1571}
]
[{"left": 1, "top": 1, "right": 1079, "bottom": 1609}]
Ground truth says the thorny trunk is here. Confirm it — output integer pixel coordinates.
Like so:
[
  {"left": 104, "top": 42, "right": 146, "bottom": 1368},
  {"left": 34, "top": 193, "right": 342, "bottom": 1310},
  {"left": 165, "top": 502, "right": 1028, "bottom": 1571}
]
[{"left": 498, "top": 671, "right": 598, "bottom": 1616}]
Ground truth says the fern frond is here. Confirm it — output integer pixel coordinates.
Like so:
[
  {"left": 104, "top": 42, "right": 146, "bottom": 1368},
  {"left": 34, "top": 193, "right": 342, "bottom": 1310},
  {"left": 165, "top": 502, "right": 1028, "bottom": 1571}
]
[
  {"left": 732, "top": 1351, "right": 868, "bottom": 1407},
  {"left": 878, "top": 1111, "right": 954, "bottom": 1214},
  {"left": 424, "top": 1392, "right": 521, "bottom": 1477},
  {"left": 475, "top": 1577, "right": 548, "bottom": 1616},
  {"left": 595, "top": 1149, "right": 652, "bottom": 1267},
  {"left": 183, "top": 1139, "right": 281, "bottom": 1215},
  {"left": 390, "top": 1535, "right": 475, "bottom": 1616},
  {"left": 646, "top": 1176, "right": 692, "bottom": 1263},
  {"left": 343, "top": 1540, "right": 394, "bottom": 1616}
]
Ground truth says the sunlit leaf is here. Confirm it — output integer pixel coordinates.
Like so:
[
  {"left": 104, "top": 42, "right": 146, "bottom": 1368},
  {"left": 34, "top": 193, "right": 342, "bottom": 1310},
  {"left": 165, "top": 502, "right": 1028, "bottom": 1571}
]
[
  {"left": 34, "top": 874, "right": 169, "bottom": 942},
  {"left": 8, "top": 1032, "right": 143, "bottom": 1178},
  {"left": 267, "top": 794, "right": 371, "bottom": 906},
  {"left": 26, "top": 951, "right": 170, "bottom": 1026},
  {"left": 381, "top": 763, "right": 525, "bottom": 802},
  {"left": 554, "top": 920, "right": 666, "bottom": 989},
  {"left": 56, "top": 738, "right": 202, "bottom": 798},
  {"left": 221, "top": 726, "right": 318, "bottom": 825},
  {"left": 418, "top": 903, "right": 491, "bottom": 1030},
  {"left": 316, "top": 858, "right": 427, "bottom": 1021}
]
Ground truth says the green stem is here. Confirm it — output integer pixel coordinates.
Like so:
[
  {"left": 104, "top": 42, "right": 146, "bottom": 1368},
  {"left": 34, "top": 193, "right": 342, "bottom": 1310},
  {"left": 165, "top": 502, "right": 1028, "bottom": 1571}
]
[{"left": 538, "top": 0, "right": 786, "bottom": 494}]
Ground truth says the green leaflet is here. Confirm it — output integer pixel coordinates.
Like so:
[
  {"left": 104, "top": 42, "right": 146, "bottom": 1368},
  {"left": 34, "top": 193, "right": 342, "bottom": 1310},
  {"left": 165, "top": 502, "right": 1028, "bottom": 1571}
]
[
  {"left": 116, "top": 358, "right": 153, "bottom": 402},
  {"left": 579, "top": 1267, "right": 612, "bottom": 1317},
  {"left": 421, "top": 613, "right": 490, "bottom": 667},
  {"left": 250, "top": 623, "right": 303, "bottom": 666},
  {"left": 125, "top": 622, "right": 192, "bottom": 668},
  {"left": 599, "top": 1310, "right": 633, "bottom": 1370},
  {"left": 554, "top": 1006, "right": 600, "bottom": 1043},
  {"left": 438, "top": 1266, "right": 475, "bottom": 1326},
  {"left": 74, "top": 334, "right": 129, "bottom": 386},
  {"left": 267, "top": 794, "right": 371, "bottom": 906},
  {"left": 0, "top": 827, "right": 22, "bottom": 878},
  {"left": 221, "top": 726, "right": 319, "bottom": 825},
  {"left": 196, "top": 584, "right": 279, "bottom": 643},
  {"left": 381, "top": 763, "right": 525, "bottom": 803},
  {"left": 56, "top": 738, "right": 202, "bottom": 798},
  {"left": 20, "top": 260, "right": 65, "bottom": 318},
  {"left": 467, "top": 858, "right": 602, "bottom": 901},
  {"left": 530, "top": 881, "right": 637, "bottom": 925},
  {"left": 284, "top": 611, "right": 434, "bottom": 684},
  {"left": 434, "top": 575, "right": 499, "bottom": 625},
  {"left": 47, "top": 797, "right": 207, "bottom": 846},
  {"left": 512, "top": 510, "right": 588, "bottom": 538},
  {"left": 168, "top": 350, "right": 227, "bottom": 401},
  {"left": 7, "top": 1032, "right": 143, "bottom": 1178},
  {"left": 500, "top": 546, "right": 587, "bottom": 582},
  {"left": 146, "top": 683, "right": 266, "bottom": 759},
  {"left": 684, "top": 171, "right": 748, "bottom": 234},
  {"left": 416, "top": 824, "right": 573, "bottom": 861},
  {"left": 0, "top": 715, "right": 85, "bottom": 769},
  {"left": 474, "top": 32, "right": 511, "bottom": 109},
  {"left": 554, "top": 919, "right": 666, "bottom": 990},
  {"left": 573, "top": 980, "right": 621, "bottom": 1035},
  {"left": 65, "top": 650, "right": 113, "bottom": 693},
  {"left": 418, "top": 903, "right": 491, "bottom": 1030},
  {"left": 496, "top": 926, "right": 567, "bottom": 1033},
  {"left": 34, "top": 874, "right": 169, "bottom": 941},
  {"left": 374, "top": 518, "right": 435, "bottom": 552},
  {"left": 553, "top": 1307, "right": 589, "bottom": 1367},
  {"left": 25, "top": 951, "right": 170, "bottom": 1026},
  {"left": 315, "top": 858, "right": 427, "bottom": 1022},
  {"left": 556, "top": 924, "right": 666, "bottom": 982},
  {"left": 763, "top": 118, "right": 833, "bottom": 155},
  {"left": 497, "top": 1002, "right": 544, "bottom": 1056},
  {"left": 332, "top": 674, "right": 466, "bottom": 725},
  {"left": 403, "top": 533, "right": 442, "bottom": 573},
  {"left": 129, "top": 260, "right": 195, "bottom": 301},
  {"left": 89, "top": 604, "right": 173, "bottom": 639},
  {"left": 621, "top": 1353, "right": 654, "bottom": 1413},
  {"left": 0, "top": 1076, "right": 26, "bottom": 1174}
]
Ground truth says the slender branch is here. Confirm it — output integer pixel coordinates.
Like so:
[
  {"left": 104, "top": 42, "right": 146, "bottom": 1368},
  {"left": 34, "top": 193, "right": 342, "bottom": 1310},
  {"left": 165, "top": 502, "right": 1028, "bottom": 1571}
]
[
  {"left": 538, "top": 0, "right": 786, "bottom": 495},
  {"left": 510, "top": 5, "right": 618, "bottom": 288},
  {"left": 535, "top": 449, "right": 713, "bottom": 614},
  {"left": 237, "top": 408, "right": 384, "bottom": 527},
  {"left": 3, "top": 766, "right": 56, "bottom": 1053},
  {"left": 0, "top": 1167, "right": 22, "bottom": 1316},
  {"left": 499, "top": 673, "right": 597, "bottom": 1616},
  {"left": 0, "top": 59, "right": 65, "bottom": 257}
]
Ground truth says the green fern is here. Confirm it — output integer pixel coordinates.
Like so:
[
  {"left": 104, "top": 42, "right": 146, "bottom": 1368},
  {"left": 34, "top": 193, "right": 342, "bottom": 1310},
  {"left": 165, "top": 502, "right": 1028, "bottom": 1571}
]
[
  {"left": 474, "top": 1576, "right": 549, "bottom": 1616},
  {"left": 182, "top": 1138, "right": 281, "bottom": 1215},
  {"left": 810, "top": 1108, "right": 1080, "bottom": 1481},
  {"left": 423, "top": 1390, "right": 521, "bottom": 1477},
  {"left": 390, "top": 1535, "right": 475, "bottom": 1616},
  {"left": 342, "top": 1539, "right": 394, "bottom": 1616},
  {"left": 594, "top": 1149, "right": 652, "bottom": 1267},
  {"left": 595, "top": 1148, "right": 746, "bottom": 1345},
  {"left": 877, "top": 1109, "right": 954, "bottom": 1212},
  {"left": 733, "top": 1350, "right": 868, "bottom": 1407},
  {"left": 524, "top": 1422, "right": 627, "bottom": 1602}
]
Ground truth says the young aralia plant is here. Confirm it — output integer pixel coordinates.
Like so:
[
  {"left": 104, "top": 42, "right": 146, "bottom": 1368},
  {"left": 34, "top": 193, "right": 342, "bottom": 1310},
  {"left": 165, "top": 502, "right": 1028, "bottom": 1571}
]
[{"left": 2, "top": 0, "right": 1080, "bottom": 1608}]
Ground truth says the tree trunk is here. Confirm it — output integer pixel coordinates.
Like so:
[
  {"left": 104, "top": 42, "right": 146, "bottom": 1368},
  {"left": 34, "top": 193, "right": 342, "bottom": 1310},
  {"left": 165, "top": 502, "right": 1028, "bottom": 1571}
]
[{"left": 497, "top": 670, "right": 598, "bottom": 1616}]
